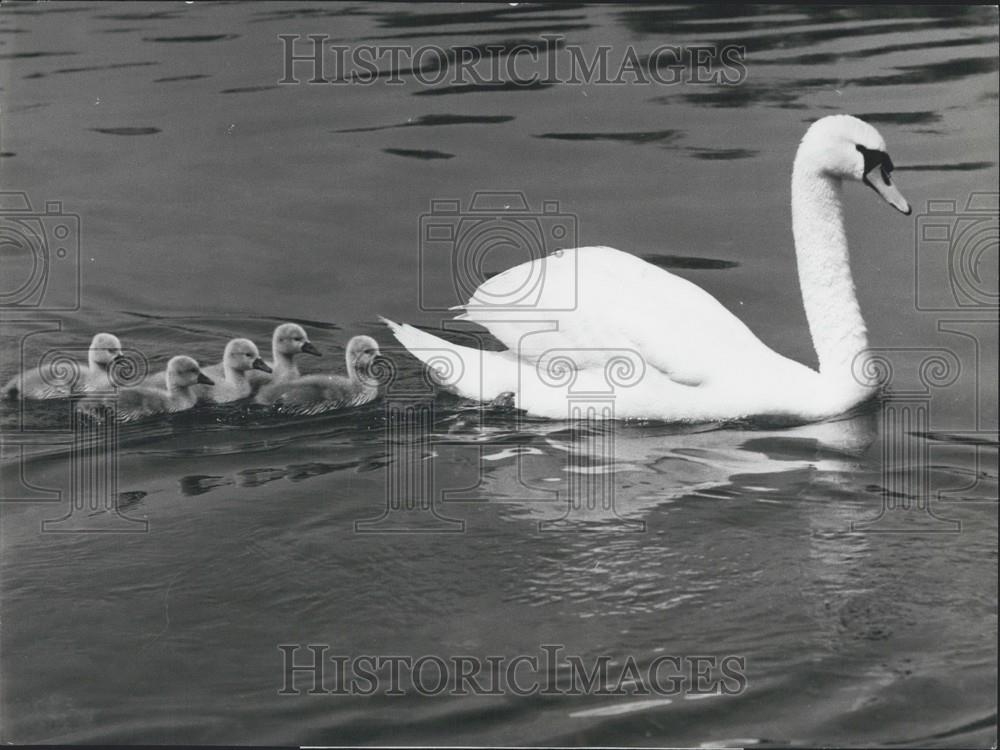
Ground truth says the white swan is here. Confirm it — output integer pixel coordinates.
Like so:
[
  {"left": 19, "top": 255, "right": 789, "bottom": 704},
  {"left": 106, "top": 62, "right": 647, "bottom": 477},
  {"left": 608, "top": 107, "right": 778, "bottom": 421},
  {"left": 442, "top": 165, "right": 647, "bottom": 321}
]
[
  {"left": 254, "top": 335, "right": 382, "bottom": 413},
  {"left": 382, "top": 115, "right": 911, "bottom": 423},
  {"left": 2, "top": 332, "right": 124, "bottom": 399},
  {"left": 198, "top": 338, "right": 272, "bottom": 403},
  {"left": 115, "top": 355, "right": 213, "bottom": 421},
  {"left": 245, "top": 323, "right": 321, "bottom": 389}
]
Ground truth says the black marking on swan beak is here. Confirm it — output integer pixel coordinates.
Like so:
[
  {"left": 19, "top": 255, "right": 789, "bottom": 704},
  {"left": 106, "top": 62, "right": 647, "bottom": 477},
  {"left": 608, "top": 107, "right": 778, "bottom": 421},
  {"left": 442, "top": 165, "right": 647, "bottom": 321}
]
[
  {"left": 857, "top": 144, "right": 895, "bottom": 189},
  {"left": 301, "top": 341, "right": 321, "bottom": 356},
  {"left": 857, "top": 144, "right": 910, "bottom": 215},
  {"left": 197, "top": 372, "right": 215, "bottom": 385},
  {"left": 252, "top": 357, "right": 272, "bottom": 373}
]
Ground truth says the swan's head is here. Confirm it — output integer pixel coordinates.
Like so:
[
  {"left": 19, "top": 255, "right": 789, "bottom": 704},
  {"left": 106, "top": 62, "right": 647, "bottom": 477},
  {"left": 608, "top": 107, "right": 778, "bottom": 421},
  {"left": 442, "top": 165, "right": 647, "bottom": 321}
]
[
  {"left": 797, "top": 114, "right": 910, "bottom": 215},
  {"left": 346, "top": 335, "right": 381, "bottom": 375},
  {"left": 273, "top": 323, "right": 320, "bottom": 358},
  {"left": 88, "top": 333, "right": 123, "bottom": 369},
  {"left": 223, "top": 338, "right": 272, "bottom": 374},
  {"left": 166, "top": 355, "right": 214, "bottom": 389}
]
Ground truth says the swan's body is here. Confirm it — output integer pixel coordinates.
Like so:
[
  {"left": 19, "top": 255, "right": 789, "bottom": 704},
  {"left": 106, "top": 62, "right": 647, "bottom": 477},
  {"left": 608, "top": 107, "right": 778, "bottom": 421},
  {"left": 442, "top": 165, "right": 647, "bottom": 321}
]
[
  {"left": 245, "top": 323, "right": 321, "bottom": 390},
  {"left": 2, "top": 333, "right": 123, "bottom": 400},
  {"left": 383, "top": 115, "right": 911, "bottom": 423},
  {"left": 254, "top": 335, "right": 381, "bottom": 413},
  {"left": 115, "top": 356, "right": 213, "bottom": 421},
  {"left": 198, "top": 339, "right": 272, "bottom": 403}
]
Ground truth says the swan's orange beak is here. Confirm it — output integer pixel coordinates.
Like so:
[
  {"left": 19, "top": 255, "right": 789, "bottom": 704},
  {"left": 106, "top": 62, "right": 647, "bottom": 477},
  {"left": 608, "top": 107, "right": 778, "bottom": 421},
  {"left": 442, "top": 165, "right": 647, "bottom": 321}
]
[{"left": 864, "top": 164, "right": 911, "bottom": 215}]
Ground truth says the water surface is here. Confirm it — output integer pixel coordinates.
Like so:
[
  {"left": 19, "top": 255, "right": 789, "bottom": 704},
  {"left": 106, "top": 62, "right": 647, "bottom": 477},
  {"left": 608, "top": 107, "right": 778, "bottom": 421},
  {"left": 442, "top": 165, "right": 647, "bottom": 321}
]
[{"left": 1, "top": 3, "right": 997, "bottom": 746}]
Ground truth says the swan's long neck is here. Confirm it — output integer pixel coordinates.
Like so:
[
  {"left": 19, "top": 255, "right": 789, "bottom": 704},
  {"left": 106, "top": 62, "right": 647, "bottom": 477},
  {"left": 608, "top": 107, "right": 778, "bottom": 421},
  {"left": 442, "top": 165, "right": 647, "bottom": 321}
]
[{"left": 791, "top": 160, "right": 868, "bottom": 383}]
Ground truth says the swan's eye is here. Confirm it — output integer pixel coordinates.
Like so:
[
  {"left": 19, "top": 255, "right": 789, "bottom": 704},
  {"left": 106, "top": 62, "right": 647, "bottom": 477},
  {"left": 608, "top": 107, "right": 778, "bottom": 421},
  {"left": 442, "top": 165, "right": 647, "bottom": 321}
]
[
  {"left": 856, "top": 143, "right": 896, "bottom": 187},
  {"left": 856, "top": 144, "right": 892, "bottom": 173}
]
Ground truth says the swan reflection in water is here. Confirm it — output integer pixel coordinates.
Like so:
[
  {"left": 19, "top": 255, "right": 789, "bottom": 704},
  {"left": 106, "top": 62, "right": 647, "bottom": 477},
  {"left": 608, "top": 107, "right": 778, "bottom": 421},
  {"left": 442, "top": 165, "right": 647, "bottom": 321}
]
[
  {"left": 435, "top": 406, "right": 885, "bottom": 623},
  {"left": 433, "top": 404, "right": 880, "bottom": 527}
]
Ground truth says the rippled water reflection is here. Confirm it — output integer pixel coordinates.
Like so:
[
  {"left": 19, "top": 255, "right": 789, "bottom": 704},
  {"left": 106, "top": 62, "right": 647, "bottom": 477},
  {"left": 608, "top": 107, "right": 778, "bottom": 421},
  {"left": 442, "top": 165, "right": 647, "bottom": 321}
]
[{"left": 1, "top": 2, "right": 997, "bottom": 746}]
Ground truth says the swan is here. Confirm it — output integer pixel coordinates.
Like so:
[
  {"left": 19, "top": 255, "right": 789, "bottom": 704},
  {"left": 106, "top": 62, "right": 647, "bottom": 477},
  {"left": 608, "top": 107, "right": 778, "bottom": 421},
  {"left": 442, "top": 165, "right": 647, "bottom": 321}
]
[
  {"left": 254, "top": 335, "right": 382, "bottom": 413},
  {"left": 198, "top": 338, "right": 272, "bottom": 403},
  {"left": 382, "top": 115, "right": 911, "bottom": 423},
  {"left": 115, "top": 355, "right": 213, "bottom": 421},
  {"left": 2, "top": 332, "right": 124, "bottom": 399},
  {"left": 245, "top": 323, "right": 321, "bottom": 389}
]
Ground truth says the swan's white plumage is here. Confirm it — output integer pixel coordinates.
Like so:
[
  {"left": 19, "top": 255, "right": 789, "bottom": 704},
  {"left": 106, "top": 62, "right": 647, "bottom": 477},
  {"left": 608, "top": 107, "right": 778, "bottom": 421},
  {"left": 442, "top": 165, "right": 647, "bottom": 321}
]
[
  {"left": 384, "top": 115, "right": 905, "bottom": 423},
  {"left": 379, "top": 317, "right": 520, "bottom": 399},
  {"left": 381, "top": 249, "right": 829, "bottom": 421},
  {"left": 456, "top": 245, "right": 775, "bottom": 386}
]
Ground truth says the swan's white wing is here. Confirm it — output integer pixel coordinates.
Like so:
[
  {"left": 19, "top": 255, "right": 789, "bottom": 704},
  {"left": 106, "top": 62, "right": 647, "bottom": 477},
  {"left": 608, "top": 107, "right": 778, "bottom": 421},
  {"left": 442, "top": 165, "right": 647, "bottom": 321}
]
[{"left": 456, "top": 246, "right": 774, "bottom": 385}]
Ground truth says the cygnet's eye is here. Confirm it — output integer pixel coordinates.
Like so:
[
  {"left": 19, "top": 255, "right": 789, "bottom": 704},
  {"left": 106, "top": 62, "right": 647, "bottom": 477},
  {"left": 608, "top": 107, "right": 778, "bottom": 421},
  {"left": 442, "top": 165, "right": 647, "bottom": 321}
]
[{"left": 106, "top": 348, "right": 116, "bottom": 354}]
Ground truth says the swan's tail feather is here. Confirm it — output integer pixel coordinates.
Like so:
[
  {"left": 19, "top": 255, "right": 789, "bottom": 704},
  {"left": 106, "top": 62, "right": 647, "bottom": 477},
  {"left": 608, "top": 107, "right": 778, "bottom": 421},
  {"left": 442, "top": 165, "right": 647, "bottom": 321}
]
[
  {"left": 377, "top": 315, "right": 402, "bottom": 334},
  {"left": 379, "top": 317, "right": 516, "bottom": 402}
]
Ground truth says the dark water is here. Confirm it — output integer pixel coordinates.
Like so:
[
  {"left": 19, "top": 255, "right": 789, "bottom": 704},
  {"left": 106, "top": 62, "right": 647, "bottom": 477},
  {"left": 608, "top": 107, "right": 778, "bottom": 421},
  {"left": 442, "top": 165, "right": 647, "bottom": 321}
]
[{"left": 1, "top": 3, "right": 997, "bottom": 746}]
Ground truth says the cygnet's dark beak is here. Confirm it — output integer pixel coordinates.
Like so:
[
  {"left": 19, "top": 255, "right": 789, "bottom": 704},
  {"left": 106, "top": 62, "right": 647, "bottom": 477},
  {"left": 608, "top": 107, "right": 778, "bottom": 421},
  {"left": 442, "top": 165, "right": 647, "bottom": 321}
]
[
  {"left": 301, "top": 341, "right": 321, "bottom": 357},
  {"left": 197, "top": 372, "right": 215, "bottom": 386},
  {"left": 252, "top": 357, "right": 273, "bottom": 373}
]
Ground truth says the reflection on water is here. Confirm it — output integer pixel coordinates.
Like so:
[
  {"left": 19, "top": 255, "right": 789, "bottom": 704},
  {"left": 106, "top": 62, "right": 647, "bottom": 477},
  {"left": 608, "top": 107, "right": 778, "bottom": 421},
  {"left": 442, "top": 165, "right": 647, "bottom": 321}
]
[{"left": 1, "top": 1, "right": 997, "bottom": 747}]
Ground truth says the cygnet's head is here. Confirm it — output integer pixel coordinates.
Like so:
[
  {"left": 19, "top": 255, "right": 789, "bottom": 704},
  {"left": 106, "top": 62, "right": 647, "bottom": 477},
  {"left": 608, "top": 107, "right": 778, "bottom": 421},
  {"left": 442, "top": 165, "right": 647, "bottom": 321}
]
[
  {"left": 346, "top": 335, "right": 381, "bottom": 376},
  {"left": 166, "top": 356, "right": 214, "bottom": 389},
  {"left": 273, "top": 323, "right": 320, "bottom": 358},
  {"left": 795, "top": 114, "right": 910, "bottom": 215},
  {"left": 88, "top": 332, "right": 123, "bottom": 369},
  {"left": 223, "top": 338, "right": 272, "bottom": 374}
]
